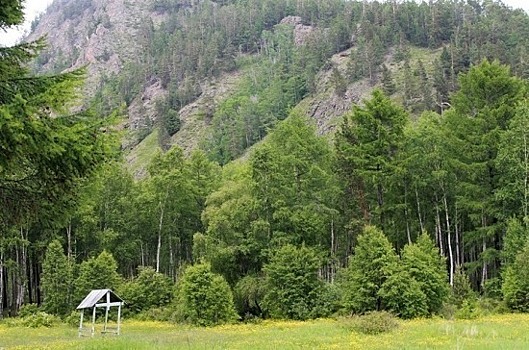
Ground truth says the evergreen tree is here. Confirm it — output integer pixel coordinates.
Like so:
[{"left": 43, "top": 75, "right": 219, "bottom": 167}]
[
  {"left": 401, "top": 233, "right": 449, "bottom": 314},
  {"left": 503, "top": 241, "right": 529, "bottom": 312},
  {"left": 335, "top": 90, "right": 408, "bottom": 233},
  {"left": 497, "top": 101, "right": 529, "bottom": 220},
  {"left": 41, "top": 240, "right": 74, "bottom": 316},
  {"left": 451, "top": 266, "right": 475, "bottom": 308},
  {"left": 381, "top": 64, "right": 396, "bottom": 96},
  {"left": 378, "top": 265, "right": 428, "bottom": 319},
  {"left": 263, "top": 244, "right": 329, "bottom": 320},
  {"left": 502, "top": 218, "right": 529, "bottom": 267},
  {"left": 446, "top": 59, "right": 526, "bottom": 287},
  {"left": 74, "top": 251, "right": 121, "bottom": 304},
  {"left": 341, "top": 226, "right": 398, "bottom": 314}
]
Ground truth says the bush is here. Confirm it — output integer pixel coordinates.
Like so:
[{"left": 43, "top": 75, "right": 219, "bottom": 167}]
[
  {"left": 401, "top": 233, "right": 450, "bottom": 315},
  {"left": 234, "top": 274, "right": 266, "bottom": 318},
  {"left": 455, "top": 299, "right": 481, "bottom": 320},
  {"left": 65, "top": 310, "right": 82, "bottom": 327},
  {"left": 378, "top": 267, "right": 428, "bottom": 319},
  {"left": 450, "top": 266, "right": 476, "bottom": 308},
  {"left": 119, "top": 266, "right": 174, "bottom": 315},
  {"left": 340, "top": 226, "right": 399, "bottom": 314},
  {"left": 263, "top": 244, "right": 330, "bottom": 320},
  {"left": 7, "top": 312, "right": 60, "bottom": 328},
  {"left": 18, "top": 304, "right": 40, "bottom": 318},
  {"left": 174, "top": 262, "right": 238, "bottom": 326},
  {"left": 74, "top": 250, "right": 121, "bottom": 304},
  {"left": 135, "top": 307, "right": 176, "bottom": 322},
  {"left": 340, "top": 311, "right": 399, "bottom": 335},
  {"left": 503, "top": 241, "right": 529, "bottom": 311}
]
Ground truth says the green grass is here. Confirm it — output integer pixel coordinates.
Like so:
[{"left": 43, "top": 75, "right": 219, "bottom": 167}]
[
  {"left": 125, "top": 128, "right": 160, "bottom": 177},
  {"left": 2, "top": 314, "right": 529, "bottom": 349}
]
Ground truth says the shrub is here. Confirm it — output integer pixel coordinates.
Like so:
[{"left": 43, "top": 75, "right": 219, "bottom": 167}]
[
  {"left": 174, "top": 262, "right": 238, "bottom": 326},
  {"left": 41, "top": 240, "right": 74, "bottom": 316},
  {"left": 74, "top": 250, "right": 121, "bottom": 304},
  {"left": 262, "top": 244, "right": 330, "bottom": 320},
  {"left": 340, "top": 226, "right": 399, "bottom": 314},
  {"left": 455, "top": 299, "right": 481, "bottom": 320},
  {"left": 135, "top": 307, "right": 176, "bottom": 322},
  {"left": 503, "top": 241, "right": 529, "bottom": 311},
  {"left": 18, "top": 303, "right": 40, "bottom": 318},
  {"left": 451, "top": 266, "right": 476, "bottom": 308},
  {"left": 7, "top": 312, "right": 60, "bottom": 328},
  {"left": 119, "top": 266, "right": 174, "bottom": 315},
  {"left": 378, "top": 267, "right": 428, "bottom": 319},
  {"left": 234, "top": 274, "right": 266, "bottom": 318},
  {"left": 65, "top": 310, "right": 82, "bottom": 327},
  {"left": 340, "top": 311, "right": 399, "bottom": 335},
  {"left": 401, "top": 233, "right": 450, "bottom": 315}
]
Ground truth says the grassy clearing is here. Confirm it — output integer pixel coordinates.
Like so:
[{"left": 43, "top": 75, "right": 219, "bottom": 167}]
[{"left": 2, "top": 314, "right": 529, "bottom": 349}]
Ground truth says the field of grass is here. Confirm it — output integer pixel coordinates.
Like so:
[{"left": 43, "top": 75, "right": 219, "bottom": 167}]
[{"left": 2, "top": 314, "right": 529, "bottom": 349}]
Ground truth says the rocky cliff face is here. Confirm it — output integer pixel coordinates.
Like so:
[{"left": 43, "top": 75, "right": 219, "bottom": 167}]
[
  {"left": 29, "top": 0, "right": 159, "bottom": 88},
  {"left": 27, "top": 0, "right": 379, "bottom": 175}
]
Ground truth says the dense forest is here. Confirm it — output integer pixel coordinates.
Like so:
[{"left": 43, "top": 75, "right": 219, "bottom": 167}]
[{"left": 3, "top": 0, "right": 529, "bottom": 325}]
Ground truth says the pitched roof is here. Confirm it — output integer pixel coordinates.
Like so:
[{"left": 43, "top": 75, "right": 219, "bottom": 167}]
[{"left": 76, "top": 289, "right": 124, "bottom": 310}]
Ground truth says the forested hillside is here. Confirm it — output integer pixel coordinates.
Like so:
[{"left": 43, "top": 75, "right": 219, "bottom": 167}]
[{"left": 3, "top": 0, "right": 529, "bottom": 323}]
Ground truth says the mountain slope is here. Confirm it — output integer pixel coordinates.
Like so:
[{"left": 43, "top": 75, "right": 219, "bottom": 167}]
[{"left": 26, "top": 0, "right": 529, "bottom": 174}]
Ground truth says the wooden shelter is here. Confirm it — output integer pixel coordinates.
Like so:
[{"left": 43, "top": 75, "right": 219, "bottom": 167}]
[{"left": 76, "top": 289, "right": 124, "bottom": 337}]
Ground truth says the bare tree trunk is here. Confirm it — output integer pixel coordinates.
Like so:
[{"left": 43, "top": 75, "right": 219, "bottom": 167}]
[
  {"left": 330, "top": 220, "right": 335, "bottom": 283},
  {"left": 140, "top": 243, "right": 145, "bottom": 267},
  {"left": 455, "top": 202, "right": 461, "bottom": 266},
  {"left": 66, "top": 221, "right": 72, "bottom": 260},
  {"left": 442, "top": 193, "right": 454, "bottom": 286},
  {"left": 156, "top": 200, "right": 165, "bottom": 273},
  {"left": 435, "top": 198, "right": 444, "bottom": 256},
  {"left": 0, "top": 249, "right": 4, "bottom": 319},
  {"left": 481, "top": 238, "right": 488, "bottom": 288},
  {"left": 14, "top": 227, "right": 28, "bottom": 314},
  {"left": 415, "top": 186, "right": 424, "bottom": 233},
  {"left": 169, "top": 235, "right": 174, "bottom": 280},
  {"left": 404, "top": 184, "right": 412, "bottom": 244},
  {"left": 523, "top": 133, "right": 529, "bottom": 220}
]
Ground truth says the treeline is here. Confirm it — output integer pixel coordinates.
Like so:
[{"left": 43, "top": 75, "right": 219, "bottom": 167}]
[
  {"left": 5, "top": 0, "right": 529, "bottom": 323},
  {"left": 9, "top": 59, "right": 529, "bottom": 324}
]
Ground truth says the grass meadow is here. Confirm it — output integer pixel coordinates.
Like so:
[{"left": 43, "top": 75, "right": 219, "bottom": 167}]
[{"left": 2, "top": 314, "right": 529, "bottom": 349}]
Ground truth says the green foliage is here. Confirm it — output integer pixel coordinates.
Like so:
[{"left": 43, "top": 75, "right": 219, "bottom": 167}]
[
  {"left": 7, "top": 312, "right": 60, "bottom": 328},
  {"left": 234, "top": 274, "right": 266, "bottom": 318},
  {"left": 503, "top": 241, "right": 529, "bottom": 312},
  {"left": 250, "top": 113, "right": 338, "bottom": 248},
  {"left": 331, "top": 67, "right": 347, "bottom": 97},
  {"left": 263, "top": 244, "right": 330, "bottom": 320},
  {"left": 119, "top": 266, "right": 174, "bottom": 315},
  {"left": 451, "top": 267, "right": 476, "bottom": 308},
  {"left": 335, "top": 90, "right": 408, "bottom": 235},
  {"left": 18, "top": 304, "right": 40, "bottom": 318},
  {"left": 378, "top": 267, "right": 428, "bottom": 319},
  {"left": 174, "top": 262, "right": 238, "bottom": 326},
  {"left": 41, "top": 240, "right": 74, "bottom": 316},
  {"left": 381, "top": 64, "right": 396, "bottom": 96},
  {"left": 340, "top": 226, "right": 399, "bottom": 314},
  {"left": 74, "top": 251, "right": 121, "bottom": 304},
  {"left": 401, "top": 233, "right": 450, "bottom": 314},
  {"left": 340, "top": 311, "right": 399, "bottom": 335}
]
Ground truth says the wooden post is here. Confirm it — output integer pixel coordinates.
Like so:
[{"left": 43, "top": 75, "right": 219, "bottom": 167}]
[
  {"left": 117, "top": 302, "right": 122, "bottom": 335},
  {"left": 91, "top": 306, "right": 96, "bottom": 337},
  {"left": 79, "top": 309, "right": 84, "bottom": 337},
  {"left": 104, "top": 292, "right": 110, "bottom": 333}
]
